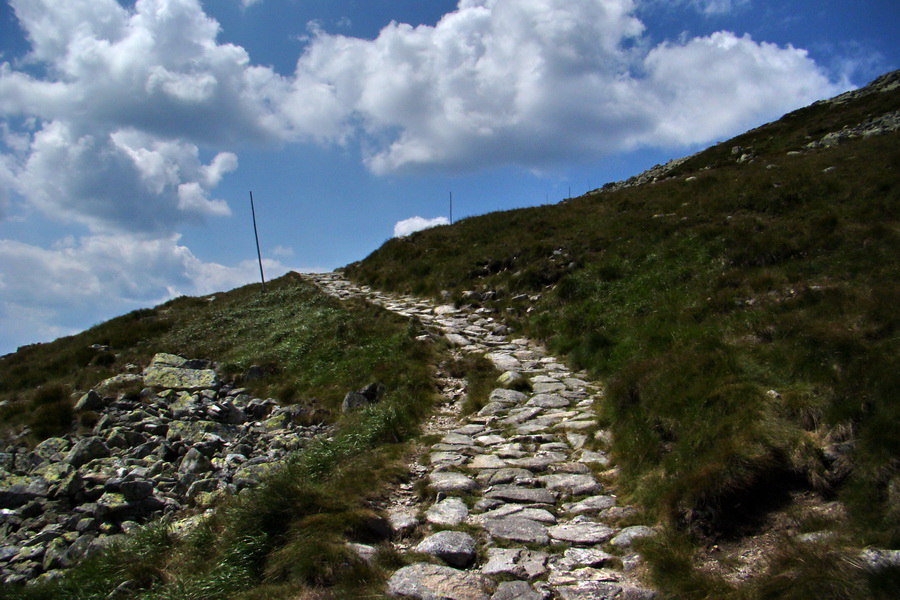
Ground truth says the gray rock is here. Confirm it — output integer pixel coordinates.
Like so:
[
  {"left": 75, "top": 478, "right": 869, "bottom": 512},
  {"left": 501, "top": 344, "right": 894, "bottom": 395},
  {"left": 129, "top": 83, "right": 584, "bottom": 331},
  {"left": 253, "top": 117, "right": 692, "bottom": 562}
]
[
  {"left": 492, "top": 581, "right": 544, "bottom": 600},
  {"left": 468, "top": 454, "right": 508, "bottom": 469},
  {"left": 483, "top": 518, "right": 549, "bottom": 544},
  {"left": 567, "top": 495, "right": 617, "bottom": 514},
  {"left": 610, "top": 526, "right": 656, "bottom": 548},
  {"left": 556, "top": 548, "right": 616, "bottom": 569},
  {"left": 387, "top": 562, "right": 490, "bottom": 600},
  {"left": 431, "top": 452, "right": 468, "bottom": 466},
  {"left": 74, "top": 390, "right": 105, "bottom": 412},
  {"left": 489, "top": 389, "right": 528, "bottom": 404},
  {"left": 557, "top": 582, "right": 623, "bottom": 600},
  {"left": 388, "top": 508, "right": 420, "bottom": 536},
  {"left": 118, "top": 480, "right": 154, "bottom": 502},
  {"left": 485, "top": 485, "right": 555, "bottom": 505},
  {"left": 531, "top": 381, "right": 567, "bottom": 393},
  {"left": 143, "top": 359, "right": 219, "bottom": 391},
  {"left": 548, "top": 522, "right": 615, "bottom": 545},
  {"left": 446, "top": 333, "right": 473, "bottom": 347},
  {"left": 475, "top": 505, "right": 556, "bottom": 524},
  {"left": 482, "top": 548, "right": 548, "bottom": 579},
  {"left": 486, "top": 353, "right": 521, "bottom": 372},
  {"left": 178, "top": 448, "right": 213, "bottom": 475},
  {"left": 65, "top": 437, "right": 110, "bottom": 468},
  {"left": 539, "top": 474, "right": 601, "bottom": 497},
  {"left": 94, "top": 374, "right": 144, "bottom": 397},
  {"left": 416, "top": 531, "right": 477, "bottom": 568},
  {"left": 526, "top": 393, "right": 570, "bottom": 408},
  {"left": 426, "top": 497, "right": 469, "bottom": 526},
  {"left": 429, "top": 472, "right": 479, "bottom": 495},
  {"left": 497, "top": 371, "right": 528, "bottom": 389}
]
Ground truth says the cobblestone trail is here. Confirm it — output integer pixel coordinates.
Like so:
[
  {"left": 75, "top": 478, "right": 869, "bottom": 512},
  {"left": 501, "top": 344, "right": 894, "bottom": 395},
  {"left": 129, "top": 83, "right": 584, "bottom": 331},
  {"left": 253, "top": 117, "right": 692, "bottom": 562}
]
[{"left": 303, "top": 272, "right": 657, "bottom": 600}]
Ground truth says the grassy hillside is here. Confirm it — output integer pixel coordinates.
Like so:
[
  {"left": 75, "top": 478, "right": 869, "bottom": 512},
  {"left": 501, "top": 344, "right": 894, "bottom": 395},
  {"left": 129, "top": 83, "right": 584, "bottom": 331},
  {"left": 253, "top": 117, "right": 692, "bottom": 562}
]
[
  {"left": 0, "top": 274, "right": 442, "bottom": 599},
  {"left": 345, "top": 74, "right": 900, "bottom": 597}
]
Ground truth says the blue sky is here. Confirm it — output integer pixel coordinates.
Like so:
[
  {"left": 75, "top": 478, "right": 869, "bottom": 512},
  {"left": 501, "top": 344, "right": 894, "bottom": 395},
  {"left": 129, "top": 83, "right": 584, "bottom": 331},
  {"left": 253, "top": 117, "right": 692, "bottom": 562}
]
[{"left": 0, "top": 0, "right": 897, "bottom": 354}]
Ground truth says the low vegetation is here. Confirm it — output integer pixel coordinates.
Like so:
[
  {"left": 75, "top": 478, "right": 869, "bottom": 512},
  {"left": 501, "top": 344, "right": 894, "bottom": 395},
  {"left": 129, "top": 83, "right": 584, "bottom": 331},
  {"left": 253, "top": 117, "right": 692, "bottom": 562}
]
[{"left": 345, "top": 79, "right": 900, "bottom": 597}]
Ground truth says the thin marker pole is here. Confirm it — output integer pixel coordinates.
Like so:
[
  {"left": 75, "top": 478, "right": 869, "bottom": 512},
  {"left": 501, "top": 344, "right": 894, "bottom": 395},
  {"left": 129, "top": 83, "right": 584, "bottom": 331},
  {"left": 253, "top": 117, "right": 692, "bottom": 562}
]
[
  {"left": 450, "top": 191, "right": 453, "bottom": 225},
  {"left": 249, "top": 191, "right": 266, "bottom": 292}
]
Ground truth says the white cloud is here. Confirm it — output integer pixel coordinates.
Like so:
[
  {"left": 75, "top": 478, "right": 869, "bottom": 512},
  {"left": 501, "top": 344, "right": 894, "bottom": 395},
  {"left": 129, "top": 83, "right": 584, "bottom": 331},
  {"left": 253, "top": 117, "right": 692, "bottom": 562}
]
[
  {"left": 1, "top": 0, "right": 844, "bottom": 185},
  {"left": 0, "top": 234, "right": 298, "bottom": 352},
  {"left": 393, "top": 216, "right": 450, "bottom": 238},
  {"left": 285, "top": 0, "right": 841, "bottom": 173}
]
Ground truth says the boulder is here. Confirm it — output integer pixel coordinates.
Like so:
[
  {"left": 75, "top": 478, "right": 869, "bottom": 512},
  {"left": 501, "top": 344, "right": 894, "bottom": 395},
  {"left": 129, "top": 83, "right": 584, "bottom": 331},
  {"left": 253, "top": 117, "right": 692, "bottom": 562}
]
[
  {"left": 387, "top": 562, "right": 490, "bottom": 600},
  {"left": 483, "top": 518, "right": 549, "bottom": 545},
  {"left": 415, "top": 531, "right": 477, "bottom": 568},
  {"left": 65, "top": 438, "right": 110, "bottom": 468},
  {"left": 178, "top": 448, "right": 214, "bottom": 476},
  {"left": 426, "top": 497, "right": 469, "bottom": 527},
  {"left": 74, "top": 391, "right": 105, "bottom": 412}
]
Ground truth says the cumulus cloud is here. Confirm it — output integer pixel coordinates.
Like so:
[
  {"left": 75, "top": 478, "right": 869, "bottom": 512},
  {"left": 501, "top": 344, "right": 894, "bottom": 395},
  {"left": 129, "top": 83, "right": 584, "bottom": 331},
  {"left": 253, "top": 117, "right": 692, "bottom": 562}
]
[
  {"left": 1, "top": 0, "right": 843, "bottom": 186},
  {"left": 285, "top": 0, "right": 841, "bottom": 173},
  {"left": 0, "top": 234, "right": 297, "bottom": 352},
  {"left": 393, "top": 216, "right": 450, "bottom": 238}
]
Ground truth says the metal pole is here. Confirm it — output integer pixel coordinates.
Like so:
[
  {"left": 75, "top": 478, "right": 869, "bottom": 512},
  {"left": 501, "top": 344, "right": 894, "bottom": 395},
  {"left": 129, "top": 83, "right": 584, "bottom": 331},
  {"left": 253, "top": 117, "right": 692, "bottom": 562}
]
[
  {"left": 450, "top": 191, "right": 453, "bottom": 225},
  {"left": 249, "top": 191, "right": 266, "bottom": 292}
]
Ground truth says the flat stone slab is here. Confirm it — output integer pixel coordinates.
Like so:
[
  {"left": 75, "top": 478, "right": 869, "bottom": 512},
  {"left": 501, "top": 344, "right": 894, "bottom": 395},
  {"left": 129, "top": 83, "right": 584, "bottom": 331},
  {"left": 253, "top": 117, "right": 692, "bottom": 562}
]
[
  {"left": 476, "top": 434, "right": 507, "bottom": 446},
  {"left": 554, "top": 548, "right": 616, "bottom": 570},
  {"left": 486, "top": 353, "right": 521, "bottom": 371},
  {"left": 532, "top": 382, "right": 567, "bottom": 394},
  {"left": 429, "top": 472, "right": 479, "bottom": 494},
  {"left": 548, "top": 522, "right": 616, "bottom": 545},
  {"left": 556, "top": 582, "right": 623, "bottom": 600},
  {"left": 610, "top": 526, "right": 656, "bottom": 548},
  {"left": 468, "top": 454, "right": 508, "bottom": 469},
  {"left": 431, "top": 452, "right": 467, "bottom": 466},
  {"left": 484, "top": 485, "right": 556, "bottom": 505},
  {"left": 475, "top": 504, "right": 557, "bottom": 524},
  {"left": 554, "top": 420, "right": 596, "bottom": 431},
  {"left": 482, "top": 548, "right": 548, "bottom": 580},
  {"left": 446, "top": 333, "right": 473, "bottom": 347},
  {"left": 416, "top": 531, "right": 477, "bottom": 568},
  {"left": 567, "top": 495, "right": 617, "bottom": 514},
  {"left": 483, "top": 518, "right": 549, "bottom": 545},
  {"left": 539, "top": 473, "right": 602, "bottom": 496},
  {"left": 478, "top": 402, "right": 511, "bottom": 416},
  {"left": 388, "top": 508, "right": 420, "bottom": 536},
  {"left": 442, "top": 433, "right": 475, "bottom": 446},
  {"left": 388, "top": 563, "right": 491, "bottom": 600},
  {"left": 491, "top": 581, "right": 544, "bottom": 600},
  {"left": 502, "top": 407, "right": 544, "bottom": 425},
  {"left": 490, "top": 388, "right": 528, "bottom": 404},
  {"left": 548, "top": 567, "right": 621, "bottom": 585},
  {"left": 477, "top": 468, "right": 537, "bottom": 486},
  {"left": 426, "top": 497, "right": 469, "bottom": 526},
  {"left": 526, "top": 393, "right": 571, "bottom": 408},
  {"left": 506, "top": 452, "right": 568, "bottom": 471}
]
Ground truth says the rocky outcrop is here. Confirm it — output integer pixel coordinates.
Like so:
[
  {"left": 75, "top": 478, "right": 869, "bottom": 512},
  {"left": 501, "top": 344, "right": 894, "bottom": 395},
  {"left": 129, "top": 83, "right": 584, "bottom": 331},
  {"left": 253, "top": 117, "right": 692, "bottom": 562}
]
[{"left": 0, "top": 353, "right": 330, "bottom": 585}]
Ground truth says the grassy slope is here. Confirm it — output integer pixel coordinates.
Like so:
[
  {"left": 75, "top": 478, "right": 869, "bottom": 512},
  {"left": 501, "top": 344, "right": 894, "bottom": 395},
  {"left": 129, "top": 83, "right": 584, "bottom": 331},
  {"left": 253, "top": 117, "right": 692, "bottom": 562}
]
[
  {"left": 0, "top": 274, "right": 438, "bottom": 599},
  {"left": 345, "top": 82, "right": 900, "bottom": 597}
]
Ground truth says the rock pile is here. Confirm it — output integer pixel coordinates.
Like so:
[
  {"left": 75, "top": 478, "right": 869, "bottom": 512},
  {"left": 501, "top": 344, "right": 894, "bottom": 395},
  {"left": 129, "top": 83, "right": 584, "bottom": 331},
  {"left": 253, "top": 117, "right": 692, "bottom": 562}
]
[
  {"left": 306, "top": 273, "right": 658, "bottom": 600},
  {"left": 0, "top": 353, "right": 330, "bottom": 585}
]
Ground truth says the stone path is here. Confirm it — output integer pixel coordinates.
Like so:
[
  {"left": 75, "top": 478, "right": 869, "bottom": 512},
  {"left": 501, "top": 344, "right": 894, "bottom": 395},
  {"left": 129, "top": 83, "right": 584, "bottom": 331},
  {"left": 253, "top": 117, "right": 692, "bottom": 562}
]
[{"left": 303, "top": 272, "right": 657, "bottom": 600}]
